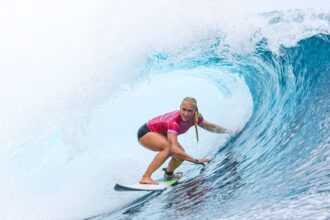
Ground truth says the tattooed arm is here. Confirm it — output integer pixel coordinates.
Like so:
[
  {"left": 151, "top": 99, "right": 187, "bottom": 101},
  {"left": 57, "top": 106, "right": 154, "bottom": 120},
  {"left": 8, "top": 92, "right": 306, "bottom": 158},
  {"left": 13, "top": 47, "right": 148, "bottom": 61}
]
[{"left": 199, "top": 120, "right": 233, "bottom": 134}]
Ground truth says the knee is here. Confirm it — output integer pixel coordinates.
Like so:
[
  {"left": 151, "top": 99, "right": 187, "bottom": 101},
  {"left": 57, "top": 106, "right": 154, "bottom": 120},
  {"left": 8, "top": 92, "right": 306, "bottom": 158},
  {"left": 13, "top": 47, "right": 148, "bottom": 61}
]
[
  {"left": 170, "top": 147, "right": 179, "bottom": 156},
  {"left": 163, "top": 146, "right": 172, "bottom": 155},
  {"left": 169, "top": 148, "right": 183, "bottom": 161}
]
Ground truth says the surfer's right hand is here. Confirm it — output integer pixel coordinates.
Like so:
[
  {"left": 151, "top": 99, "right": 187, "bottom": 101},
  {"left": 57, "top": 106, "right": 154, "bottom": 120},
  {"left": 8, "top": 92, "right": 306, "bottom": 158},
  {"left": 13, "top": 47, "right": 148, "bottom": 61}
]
[{"left": 195, "top": 158, "right": 211, "bottom": 165}]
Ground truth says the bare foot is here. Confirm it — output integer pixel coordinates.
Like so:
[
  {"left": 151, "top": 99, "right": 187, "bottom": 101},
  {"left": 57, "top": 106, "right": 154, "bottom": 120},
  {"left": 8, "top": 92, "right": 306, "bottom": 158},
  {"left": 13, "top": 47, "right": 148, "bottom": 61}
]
[{"left": 139, "top": 177, "right": 159, "bottom": 185}]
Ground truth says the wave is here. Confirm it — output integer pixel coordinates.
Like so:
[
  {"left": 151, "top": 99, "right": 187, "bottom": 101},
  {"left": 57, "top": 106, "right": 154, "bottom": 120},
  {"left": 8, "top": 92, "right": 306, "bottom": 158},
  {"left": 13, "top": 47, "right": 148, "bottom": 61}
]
[
  {"left": 94, "top": 33, "right": 330, "bottom": 220},
  {"left": 0, "top": 3, "right": 329, "bottom": 220}
]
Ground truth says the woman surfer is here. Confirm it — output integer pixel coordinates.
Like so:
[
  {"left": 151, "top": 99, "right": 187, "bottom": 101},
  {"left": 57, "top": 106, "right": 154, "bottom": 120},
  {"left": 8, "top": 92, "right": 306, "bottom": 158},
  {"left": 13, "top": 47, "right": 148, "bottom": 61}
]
[{"left": 137, "top": 97, "right": 232, "bottom": 185}]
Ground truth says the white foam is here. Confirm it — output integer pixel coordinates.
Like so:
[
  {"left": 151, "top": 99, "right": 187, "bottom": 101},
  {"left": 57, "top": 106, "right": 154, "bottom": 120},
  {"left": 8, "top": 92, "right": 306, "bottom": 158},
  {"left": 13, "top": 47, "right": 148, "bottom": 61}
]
[{"left": 0, "top": 1, "right": 328, "bottom": 219}]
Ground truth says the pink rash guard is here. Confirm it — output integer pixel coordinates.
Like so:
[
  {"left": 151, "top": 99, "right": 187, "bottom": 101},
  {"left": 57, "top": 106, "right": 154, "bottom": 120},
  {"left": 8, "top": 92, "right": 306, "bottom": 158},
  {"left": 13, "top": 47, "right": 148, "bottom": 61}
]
[{"left": 146, "top": 110, "right": 204, "bottom": 136}]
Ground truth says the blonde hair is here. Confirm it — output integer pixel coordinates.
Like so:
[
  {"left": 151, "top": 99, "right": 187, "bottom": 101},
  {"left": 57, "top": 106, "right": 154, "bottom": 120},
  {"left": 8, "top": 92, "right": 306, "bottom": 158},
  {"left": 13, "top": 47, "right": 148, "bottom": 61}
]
[{"left": 181, "top": 97, "right": 200, "bottom": 142}]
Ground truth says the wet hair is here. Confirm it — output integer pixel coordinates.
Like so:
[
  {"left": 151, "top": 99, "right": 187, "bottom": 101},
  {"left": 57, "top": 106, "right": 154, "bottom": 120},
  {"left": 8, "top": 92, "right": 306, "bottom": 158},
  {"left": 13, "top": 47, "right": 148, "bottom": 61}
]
[{"left": 181, "top": 97, "right": 200, "bottom": 142}]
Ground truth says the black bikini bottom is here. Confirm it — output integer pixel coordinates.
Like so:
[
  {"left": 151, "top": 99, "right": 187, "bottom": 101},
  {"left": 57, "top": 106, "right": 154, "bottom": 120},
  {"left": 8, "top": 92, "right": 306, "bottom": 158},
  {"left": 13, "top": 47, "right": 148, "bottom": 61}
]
[{"left": 137, "top": 124, "right": 150, "bottom": 140}]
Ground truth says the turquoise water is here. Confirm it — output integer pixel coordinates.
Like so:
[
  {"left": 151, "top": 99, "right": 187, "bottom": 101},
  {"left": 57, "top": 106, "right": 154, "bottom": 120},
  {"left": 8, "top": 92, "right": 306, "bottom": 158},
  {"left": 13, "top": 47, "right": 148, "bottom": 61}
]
[
  {"left": 0, "top": 2, "right": 329, "bottom": 220},
  {"left": 92, "top": 28, "right": 330, "bottom": 220}
]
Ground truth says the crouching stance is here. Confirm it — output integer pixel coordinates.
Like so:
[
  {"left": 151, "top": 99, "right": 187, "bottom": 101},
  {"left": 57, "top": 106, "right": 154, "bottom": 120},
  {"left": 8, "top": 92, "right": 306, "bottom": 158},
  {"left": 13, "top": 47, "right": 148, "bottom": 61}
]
[{"left": 137, "top": 97, "right": 232, "bottom": 185}]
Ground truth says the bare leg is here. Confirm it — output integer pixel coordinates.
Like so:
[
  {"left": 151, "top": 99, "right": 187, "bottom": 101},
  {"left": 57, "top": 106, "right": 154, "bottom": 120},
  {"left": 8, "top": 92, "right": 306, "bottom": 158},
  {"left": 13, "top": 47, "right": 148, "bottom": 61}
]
[
  {"left": 141, "top": 148, "right": 171, "bottom": 184},
  {"left": 138, "top": 132, "right": 172, "bottom": 185},
  {"left": 166, "top": 157, "right": 183, "bottom": 173},
  {"left": 166, "top": 143, "right": 184, "bottom": 172}
]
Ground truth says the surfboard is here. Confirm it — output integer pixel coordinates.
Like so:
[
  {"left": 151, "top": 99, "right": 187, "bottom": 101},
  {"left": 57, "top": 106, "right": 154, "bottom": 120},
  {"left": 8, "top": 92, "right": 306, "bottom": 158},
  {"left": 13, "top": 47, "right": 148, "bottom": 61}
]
[{"left": 114, "top": 178, "right": 179, "bottom": 192}]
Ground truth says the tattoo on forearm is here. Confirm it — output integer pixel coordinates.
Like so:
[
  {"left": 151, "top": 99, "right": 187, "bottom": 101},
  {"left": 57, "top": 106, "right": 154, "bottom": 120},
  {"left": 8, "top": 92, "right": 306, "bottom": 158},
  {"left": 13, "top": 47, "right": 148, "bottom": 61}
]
[{"left": 201, "top": 123, "right": 226, "bottom": 133}]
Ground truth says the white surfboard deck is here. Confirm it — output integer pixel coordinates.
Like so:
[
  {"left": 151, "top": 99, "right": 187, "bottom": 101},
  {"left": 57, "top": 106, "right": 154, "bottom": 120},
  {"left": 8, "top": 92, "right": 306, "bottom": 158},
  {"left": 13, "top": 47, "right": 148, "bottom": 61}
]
[{"left": 114, "top": 178, "right": 178, "bottom": 192}]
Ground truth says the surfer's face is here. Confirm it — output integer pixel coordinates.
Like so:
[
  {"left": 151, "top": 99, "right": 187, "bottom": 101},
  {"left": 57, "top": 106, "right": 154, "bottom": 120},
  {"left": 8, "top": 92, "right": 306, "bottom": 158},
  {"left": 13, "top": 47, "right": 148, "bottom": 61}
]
[{"left": 180, "top": 102, "right": 196, "bottom": 121}]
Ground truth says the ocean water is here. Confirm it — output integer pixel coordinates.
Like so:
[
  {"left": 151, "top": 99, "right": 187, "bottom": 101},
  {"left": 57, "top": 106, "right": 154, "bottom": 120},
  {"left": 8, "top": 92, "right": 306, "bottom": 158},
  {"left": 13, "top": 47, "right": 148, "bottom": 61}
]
[{"left": 0, "top": 1, "right": 329, "bottom": 220}]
